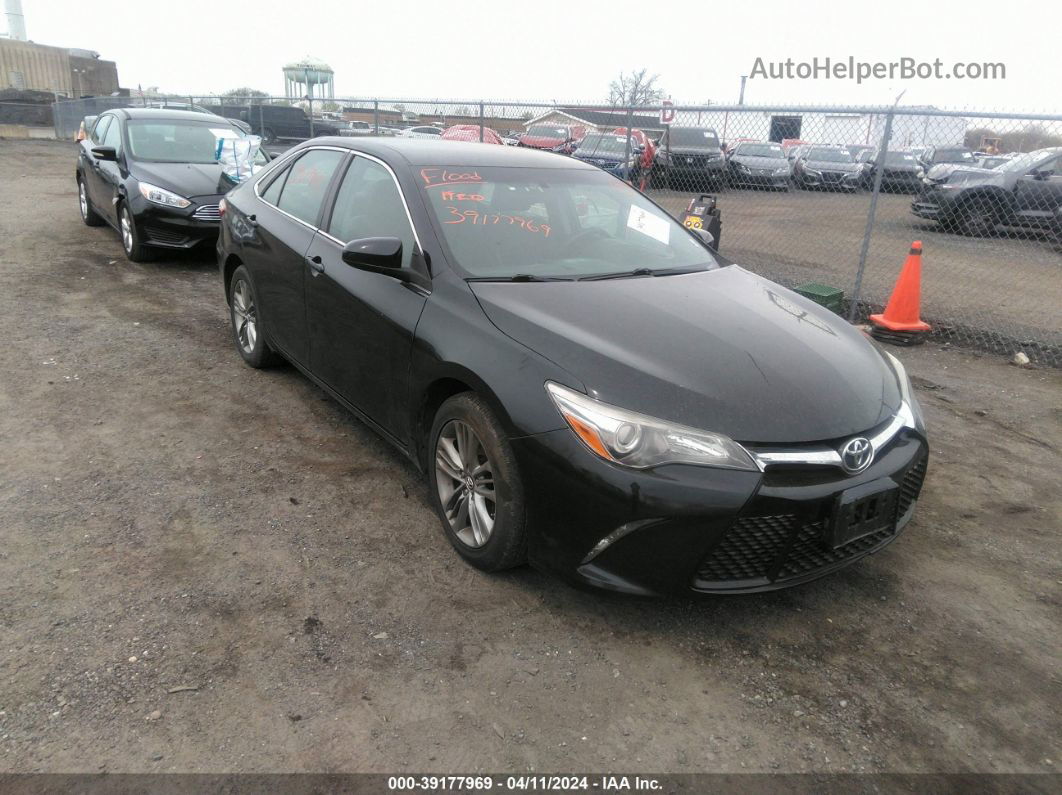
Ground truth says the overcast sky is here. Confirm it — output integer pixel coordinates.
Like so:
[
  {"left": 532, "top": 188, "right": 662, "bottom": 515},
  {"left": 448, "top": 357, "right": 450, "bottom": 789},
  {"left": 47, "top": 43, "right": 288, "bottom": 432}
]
[{"left": 16, "top": 0, "right": 1059, "bottom": 112}]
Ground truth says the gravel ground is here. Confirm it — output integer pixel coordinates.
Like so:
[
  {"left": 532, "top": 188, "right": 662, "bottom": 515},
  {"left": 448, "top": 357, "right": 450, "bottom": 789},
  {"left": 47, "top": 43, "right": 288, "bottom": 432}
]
[{"left": 1, "top": 139, "right": 1060, "bottom": 775}]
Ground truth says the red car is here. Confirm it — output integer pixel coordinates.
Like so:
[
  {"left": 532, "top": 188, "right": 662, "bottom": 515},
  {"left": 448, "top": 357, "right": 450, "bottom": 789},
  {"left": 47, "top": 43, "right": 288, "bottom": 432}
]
[
  {"left": 518, "top": 124, "right": 586, "bottom": 154},
  {"left": 612, "top": 128, "right": 657, "bottom": 170},
  {"left": 440, "top": 125, "right": 503, "bottom": 144}
]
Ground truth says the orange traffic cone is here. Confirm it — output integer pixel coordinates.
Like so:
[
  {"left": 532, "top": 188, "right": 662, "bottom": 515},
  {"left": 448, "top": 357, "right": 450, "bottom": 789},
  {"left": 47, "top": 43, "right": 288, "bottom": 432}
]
[{"left": 869, "top": 242, "right": 931, "bottom": 344}]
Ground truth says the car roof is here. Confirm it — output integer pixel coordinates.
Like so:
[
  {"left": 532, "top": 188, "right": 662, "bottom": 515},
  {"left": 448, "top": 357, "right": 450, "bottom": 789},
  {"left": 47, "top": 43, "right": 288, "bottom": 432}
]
[
  {"left": 112, "top": 107, "right": 231, "bottom": 123},
  {"left": 286, "top": 137, "right": 601, "bottom": 170}
]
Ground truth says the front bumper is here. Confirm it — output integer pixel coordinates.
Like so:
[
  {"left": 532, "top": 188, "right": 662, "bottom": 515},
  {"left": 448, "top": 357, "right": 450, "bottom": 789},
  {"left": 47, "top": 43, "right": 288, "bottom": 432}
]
[
  {"left": 731, "top": 170, "right": 790, "bottom": 188},
  {"left": 130, "top": 193, "right": 224, "bottom": 249},
  {"left": 801, "top": 171, "right": 861, "bottom": 190},
  {"left": 911, "top": 187, "right": 959, "bottom": 219},
  {"left": 513, "top": 426, "right": 928, "bottom": 596}
]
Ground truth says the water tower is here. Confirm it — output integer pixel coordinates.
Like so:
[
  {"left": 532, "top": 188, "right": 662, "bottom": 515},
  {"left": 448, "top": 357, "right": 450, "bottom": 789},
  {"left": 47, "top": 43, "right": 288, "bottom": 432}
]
[{"left": 283, "top": 57, "right": 334, "bottom": 100}]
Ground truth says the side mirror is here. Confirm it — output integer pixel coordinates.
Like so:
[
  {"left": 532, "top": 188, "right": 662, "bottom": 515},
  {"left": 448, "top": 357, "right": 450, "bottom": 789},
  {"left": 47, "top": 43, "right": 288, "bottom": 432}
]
[
  {"left": 92, "top": 146, "right": 118, "bottom": 162},
  {"left": 341, "top": 237, "right": 405, "bottom": 277}
]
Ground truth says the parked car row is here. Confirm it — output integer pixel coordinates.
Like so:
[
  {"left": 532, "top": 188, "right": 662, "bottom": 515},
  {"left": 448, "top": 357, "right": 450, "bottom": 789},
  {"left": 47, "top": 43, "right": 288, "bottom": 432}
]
[{"left": 912, "top": 146, "right": 1062, "bottom": 236}]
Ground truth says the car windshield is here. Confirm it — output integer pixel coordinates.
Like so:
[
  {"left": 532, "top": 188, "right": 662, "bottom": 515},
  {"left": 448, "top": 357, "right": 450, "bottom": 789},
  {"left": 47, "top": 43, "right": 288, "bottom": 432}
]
[
  {"left": 933, "top": 149, "right": 974, "bottom": 162},
  {"left": 885, "top": 151, "right": 916, "bottom": 164},
  {"left": 999, "top": 150, "right": 1052, "bottom": 173},
  {"left": 576, "top": 135, "right": 629, "bottom": 155},
  {"left": 419, "top": 166, "right": 717, "bottom": 280},
  {"left": 735, "top": 144, "right": 784, "bottom": 158},
  {"left": 807, "top": 148, "right": 853, "bottom": 163},
  {"left": 668, "top": 128, "right": 720, "bottom": 148},
  {"left": 527, "top": 126, "right": 568, "bottom": 140},
  {"left": 127, "top": 119, "right": 242, "bottom": 163}
]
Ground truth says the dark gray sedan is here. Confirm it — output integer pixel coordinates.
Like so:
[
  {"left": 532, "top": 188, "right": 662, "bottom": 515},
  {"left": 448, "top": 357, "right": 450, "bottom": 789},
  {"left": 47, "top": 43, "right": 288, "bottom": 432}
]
[{"left": 726, "top": 142, "right": 791, "bottom": 190}]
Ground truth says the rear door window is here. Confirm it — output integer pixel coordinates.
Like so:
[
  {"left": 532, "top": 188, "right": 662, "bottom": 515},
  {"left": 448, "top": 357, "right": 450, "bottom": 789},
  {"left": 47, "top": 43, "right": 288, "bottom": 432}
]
[{"left": 275, "top": 149, "right": 345, "bottom": 226}]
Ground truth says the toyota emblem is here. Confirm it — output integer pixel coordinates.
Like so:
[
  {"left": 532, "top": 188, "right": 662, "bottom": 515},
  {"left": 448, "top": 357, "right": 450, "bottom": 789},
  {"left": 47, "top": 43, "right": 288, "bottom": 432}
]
[{"left": 840, "top": 437, "right": 873, "bottom": 473}]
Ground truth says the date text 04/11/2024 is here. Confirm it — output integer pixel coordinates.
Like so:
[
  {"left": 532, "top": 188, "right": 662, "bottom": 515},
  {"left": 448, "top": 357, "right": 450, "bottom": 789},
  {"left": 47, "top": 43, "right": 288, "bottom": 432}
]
[{"left": 386, "top": 775, "right": 663, "bottom": 791}]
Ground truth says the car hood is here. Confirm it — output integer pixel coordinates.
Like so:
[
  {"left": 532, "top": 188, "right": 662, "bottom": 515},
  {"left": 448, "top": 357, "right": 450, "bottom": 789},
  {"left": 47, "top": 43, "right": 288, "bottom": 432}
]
[
  {"left": 665, "top": 145, "right": 722, "bottom": 155},
  {"left": 520, "top": 136, "right": 567, "bottom": 149},
  {"left": 573, "top": 151, "right": 626, "bottom": 164},
  {"left": 927, "top": 163, "right": 1004, "bottom": 184},
  {"left": 731, "top": 155, "right": 788, "bottom": 169},
  {"left": 131, "top": 161, "right": 230, "bottom": 199},
  {"left": 881, "top": 163, "right": 921, "bottom": 174},
  {"left": 805, "top": 159, "right": 860, "bottom": 173},
  {"left": 470, "top": 267, "right": 901, "bottom": 444}
]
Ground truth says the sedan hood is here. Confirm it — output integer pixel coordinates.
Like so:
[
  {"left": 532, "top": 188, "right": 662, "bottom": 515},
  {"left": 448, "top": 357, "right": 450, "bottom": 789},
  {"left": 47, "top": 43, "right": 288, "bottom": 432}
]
[
  {"left": 927, "top": 163, "right": 1002, "bottom": 184},
  {"left": 731, "top": 155, "right": 788, "bottom": 169},
  {"left": 806, "top": 159, "right": 860, "bottom": 173},
  {"left": 131, "top": 161, "right": 230, "bottom": 199},
  {"left": 520, "top": 136, "right": 567, "bottom": 150},
  {"left": 471, "top": 267, "right": 901, "bottom": 444}
]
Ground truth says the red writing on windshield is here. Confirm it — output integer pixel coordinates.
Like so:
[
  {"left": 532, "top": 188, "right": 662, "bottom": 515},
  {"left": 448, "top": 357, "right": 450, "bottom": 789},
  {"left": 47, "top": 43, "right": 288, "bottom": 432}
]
[
  {"left": 441, "top": 191, "right": 485, "bottom": 202},
  {"left": 421, "top": 168, "right": 483, "bottom": 188},
  {"left": 444, "top": 207, "right": 550, "bottom": 237}
]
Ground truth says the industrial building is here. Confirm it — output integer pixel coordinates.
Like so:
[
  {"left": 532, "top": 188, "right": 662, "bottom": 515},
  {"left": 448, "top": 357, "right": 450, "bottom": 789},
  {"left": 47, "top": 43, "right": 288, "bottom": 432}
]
[{"left": 1, "top": 0, "right": 120, "bottom": 97}]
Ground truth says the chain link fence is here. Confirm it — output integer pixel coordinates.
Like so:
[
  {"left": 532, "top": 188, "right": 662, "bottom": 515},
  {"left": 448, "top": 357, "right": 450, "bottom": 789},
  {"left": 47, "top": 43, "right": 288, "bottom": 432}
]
[{"left": 52, "top": 94, "right": 1062, "bottom": 365}]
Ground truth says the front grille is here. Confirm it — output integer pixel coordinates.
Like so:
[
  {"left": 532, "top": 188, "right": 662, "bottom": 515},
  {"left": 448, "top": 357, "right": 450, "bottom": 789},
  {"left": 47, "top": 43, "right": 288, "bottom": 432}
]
[
  {"left": 696, "top": 515, "right": 797, "bottom": 581},
  {"left": 897, "top": 452, "right": 928, "bottom": 516},
  {"left": 693, "top": 444, "right": 926, "bottom": 590},
  {"left": 822, "top": 171, "right": 845, "bottom": 182},
  {"left": 778, "top": 521, "right": 893, "bottom": 579},
  {"left": 144, "top": 226, "right": 187, "bottom": 245},
  {"left": 192, "top": 204, "right": 221, "bottom": 221}
]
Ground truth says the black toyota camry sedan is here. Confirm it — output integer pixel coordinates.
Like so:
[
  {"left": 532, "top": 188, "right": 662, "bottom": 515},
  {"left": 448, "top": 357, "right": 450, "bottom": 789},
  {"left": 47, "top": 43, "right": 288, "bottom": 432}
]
[
  {"left": 76, "top": 108, "right": 267, "bottom": 262},
  {"left": 216, "top": 138, "right": 928, "bottom": 596}
]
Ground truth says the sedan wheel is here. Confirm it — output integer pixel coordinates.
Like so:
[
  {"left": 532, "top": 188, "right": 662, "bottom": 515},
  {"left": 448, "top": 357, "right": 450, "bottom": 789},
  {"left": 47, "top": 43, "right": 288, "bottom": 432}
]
[
  {"left": 78, "top": 179, "right": 103, "bottom": 226},
  {"left": 119, "top": 204, "right": 152, "bottom": 262},
  {"left": 435, "top": 420, "right": 496, "bottom": 548},
  {"left": 227, "top": 265, "right": 279, "bottom": 368},
  {"left": 428, "top": 393, "right": 526, "bottom": 571},
  {"left": 231, "top": 278, "right": 258, "bottom": 355}
]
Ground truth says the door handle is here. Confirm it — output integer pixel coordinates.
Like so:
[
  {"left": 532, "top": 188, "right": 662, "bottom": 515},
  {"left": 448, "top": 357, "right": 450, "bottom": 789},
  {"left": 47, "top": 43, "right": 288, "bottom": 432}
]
[{"left": 306, "top": 255, "right": 325, "bottom": 275}]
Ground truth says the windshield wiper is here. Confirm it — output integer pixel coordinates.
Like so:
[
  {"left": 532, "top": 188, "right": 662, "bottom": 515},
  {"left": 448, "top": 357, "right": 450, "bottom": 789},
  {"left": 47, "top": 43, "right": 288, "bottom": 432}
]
[
  {"left": 466, "top": 274, "right": 574, "bottom": 282},
  {"left": 577, "top": 266, "right": 705, "bottom": 281}
]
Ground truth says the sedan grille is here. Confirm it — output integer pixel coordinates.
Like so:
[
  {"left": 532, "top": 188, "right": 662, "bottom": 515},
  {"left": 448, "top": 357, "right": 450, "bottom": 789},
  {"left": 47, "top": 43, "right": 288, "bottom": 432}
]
[
  {"left": 192, "top": 204, "right": 221, "bottom": 221},
  {"left": 693, "top": 446, "right": 927, "bottom": 590}
]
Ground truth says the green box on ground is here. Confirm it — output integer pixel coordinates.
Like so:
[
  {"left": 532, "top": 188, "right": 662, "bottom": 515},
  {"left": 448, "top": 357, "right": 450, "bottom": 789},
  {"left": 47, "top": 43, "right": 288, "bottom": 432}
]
[{"left": 794, "top": 282, "right": 845, "bottom": 314}]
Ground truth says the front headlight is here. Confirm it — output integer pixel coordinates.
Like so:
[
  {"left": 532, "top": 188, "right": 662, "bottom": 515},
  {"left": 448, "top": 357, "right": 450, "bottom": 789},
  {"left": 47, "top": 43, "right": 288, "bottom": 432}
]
[
  {"left": 139, "top": 182, "right": 191, "bottom": 208},
  {"left": 804, "top": 167, "right": 821, "bottom": 177},
  {"left": 545, "top": 382, "right": 758, "bottom": 471},
  {"left": 916, "top": 168, "right": 925, "bottom": 178},
  {"left": 774, "top": 167, "right": 790, "bottom": 176},
  {"left": 883, "top": 352, "right": 926, "bottom": 433},
  {"left": 736, "top": 163, "right": 751, "bottom": 173}
]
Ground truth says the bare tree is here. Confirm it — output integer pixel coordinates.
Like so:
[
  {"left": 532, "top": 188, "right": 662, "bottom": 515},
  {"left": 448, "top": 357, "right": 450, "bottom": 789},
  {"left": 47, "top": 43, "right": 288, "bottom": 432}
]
[{"left": 607, "top": 69, "right": 665, "bottom": 107}]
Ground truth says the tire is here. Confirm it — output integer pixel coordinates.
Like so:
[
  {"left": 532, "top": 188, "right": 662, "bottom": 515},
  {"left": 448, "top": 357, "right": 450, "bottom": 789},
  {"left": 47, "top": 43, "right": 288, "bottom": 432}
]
[
  {"left": 227, "top": 265, "right": 281, "bottom": 368},
  {"left": 956, "top": 198, "right": 999, "bottom": 237},
  {"left": 428, "top": 393, "right": 527, "bottom": 572},
  {"left": 261, "top": 127, "right": 276, "bottom": 145},
  {"left": 118, "top": 202, "right": 153, "bottom": 262},
  {"left": 77, "top": 177, "right": 104, "bottom": 226}
]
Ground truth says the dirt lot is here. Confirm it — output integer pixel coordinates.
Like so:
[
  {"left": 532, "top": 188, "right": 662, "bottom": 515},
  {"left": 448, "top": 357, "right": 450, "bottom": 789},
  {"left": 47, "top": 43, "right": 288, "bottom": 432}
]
[{"left": 1, "top": 139, "right": 1060, "bottom": 775}]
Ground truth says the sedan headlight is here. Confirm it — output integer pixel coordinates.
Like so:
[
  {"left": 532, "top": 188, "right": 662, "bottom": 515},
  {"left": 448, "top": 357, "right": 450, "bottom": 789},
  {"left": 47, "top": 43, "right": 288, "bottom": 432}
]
[
  {"left": 803, "top": 167, "right": 822, "bottom": 177},
  {"left": 883, "top": 352, "right": 925, "bottom": 433},
  {"left": 916, "top": 168, "right": 925, "bottom": 178},
  {"left": 139, "top": 182, "right": 191, "bottom": 208},
  {"left": 546, "top": 382, "right": 758, "bottom": 471},
  {"left": 774, "top": 166, "right": 790, "bottom": 176},
  {"left": 736, "top": 163, "right": 751, "bottom": 173}
]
